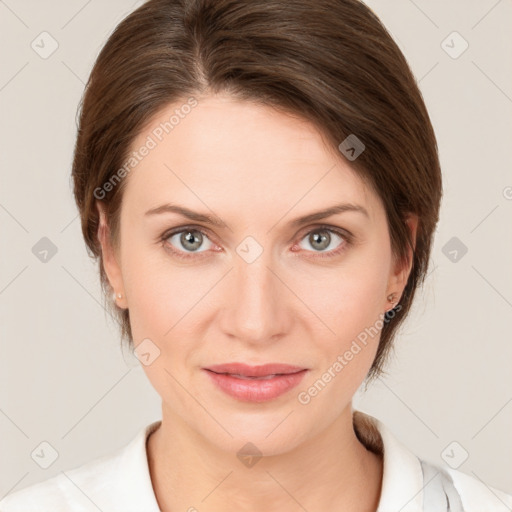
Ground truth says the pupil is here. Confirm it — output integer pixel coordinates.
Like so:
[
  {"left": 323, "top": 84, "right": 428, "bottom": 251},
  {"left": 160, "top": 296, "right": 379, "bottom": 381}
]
[
  {"left": 311, "top": 230, "right": 329, "bottom": 250},
  {"left": 182, "top": 230, "right": 202, "bottom": 251}
]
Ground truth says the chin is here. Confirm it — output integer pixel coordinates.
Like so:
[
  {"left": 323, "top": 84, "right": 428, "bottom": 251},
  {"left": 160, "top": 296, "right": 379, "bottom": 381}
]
[{"left": 194, "top": 403, "right": 312, "bottom": 457}]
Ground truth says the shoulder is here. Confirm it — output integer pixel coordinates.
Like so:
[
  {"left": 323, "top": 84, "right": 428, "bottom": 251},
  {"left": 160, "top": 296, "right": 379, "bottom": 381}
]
[
  {"left": 419, "top": 458, "right": 512, "bottom": 512},
  {"left": 0, "top": 420, "right": 161, "bottom": 512},
  {"left": 0, "top": 451, "right": 123, "bottom": 511},
  {"left": 354, "top": 410, "right": 512, "bottom": 512},
  {"left": 443, "top": 464, "right": 512, "bottom": 512}
]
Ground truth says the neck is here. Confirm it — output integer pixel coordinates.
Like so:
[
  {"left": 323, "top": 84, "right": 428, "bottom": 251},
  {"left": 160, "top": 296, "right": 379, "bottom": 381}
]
[{"left": 147, "top": 406, "right": 383, "bottom": 512}]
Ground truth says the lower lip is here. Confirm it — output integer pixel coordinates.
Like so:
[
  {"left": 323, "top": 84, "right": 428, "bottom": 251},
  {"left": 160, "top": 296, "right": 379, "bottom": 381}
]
[{"left": 203, "top": 369, "right": 308, "bottom": 402}]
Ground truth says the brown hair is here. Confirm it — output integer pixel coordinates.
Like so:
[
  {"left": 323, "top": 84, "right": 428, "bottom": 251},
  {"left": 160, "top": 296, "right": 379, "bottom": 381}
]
[{"left": 72, "top": 0, "right": 442, "bottom": 385}]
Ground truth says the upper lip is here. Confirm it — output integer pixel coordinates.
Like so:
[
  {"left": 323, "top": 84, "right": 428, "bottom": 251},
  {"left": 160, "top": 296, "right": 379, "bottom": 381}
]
[{"left": 204, "top": 363, "right": 306, "bottom": 377}]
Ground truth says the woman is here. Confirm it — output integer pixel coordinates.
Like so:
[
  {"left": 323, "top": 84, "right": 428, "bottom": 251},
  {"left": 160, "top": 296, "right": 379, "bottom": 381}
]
[{"left": 1, "top": 0, "right": 510, "bottom": 511}]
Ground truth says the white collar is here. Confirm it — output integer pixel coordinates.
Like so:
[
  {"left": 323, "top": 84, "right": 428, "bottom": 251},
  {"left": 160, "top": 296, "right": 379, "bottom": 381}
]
[
  {"left": 353, "top": 410, "right": 424, "bottom": 511},
  {"left": 86, "top": 419, "right": 162, "bottom": 511},
  {"left": 92, "top": 410, "right": 425, "bottom": 511}
]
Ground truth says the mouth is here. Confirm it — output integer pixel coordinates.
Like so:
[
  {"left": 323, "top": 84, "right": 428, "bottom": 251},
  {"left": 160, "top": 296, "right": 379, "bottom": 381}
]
[
  {"left": 204, "top": 362, "right": 307, "bottom": 378},
  {"left": 209, "top": 373, "right": 284, "bottom": 380},
  {"left": 202, "top": 363, "right": 308, "bottom": 402}
]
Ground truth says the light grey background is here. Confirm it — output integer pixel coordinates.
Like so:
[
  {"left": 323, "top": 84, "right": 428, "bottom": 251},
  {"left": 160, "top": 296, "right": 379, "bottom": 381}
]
[{"left": 1, "top": 0, "right": 511, "bottom": 500}]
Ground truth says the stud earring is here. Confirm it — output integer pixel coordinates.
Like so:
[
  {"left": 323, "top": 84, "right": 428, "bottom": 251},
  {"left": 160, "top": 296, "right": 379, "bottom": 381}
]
[
  {"left": 386, "top": 293, "right": 398, "bottom": 312},
  {"left": 113, "top": 292, "right": 123, "bottom": 301}
]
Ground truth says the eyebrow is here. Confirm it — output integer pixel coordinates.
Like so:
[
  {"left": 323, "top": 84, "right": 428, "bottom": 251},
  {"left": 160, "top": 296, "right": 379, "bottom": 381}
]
[{"left": 144, "top": 202, "right": 369, "bottom": 228}]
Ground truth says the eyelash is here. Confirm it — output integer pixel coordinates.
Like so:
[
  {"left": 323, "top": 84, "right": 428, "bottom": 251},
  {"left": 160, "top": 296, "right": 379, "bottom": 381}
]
[{"left": 159, "top": 224, "right": 353, "bottom": 261}]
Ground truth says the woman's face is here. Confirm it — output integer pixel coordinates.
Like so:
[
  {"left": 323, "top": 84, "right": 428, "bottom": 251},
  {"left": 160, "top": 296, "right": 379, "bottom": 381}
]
[{"left": 98, "top": 93, "right": 416, "bottom": 455}]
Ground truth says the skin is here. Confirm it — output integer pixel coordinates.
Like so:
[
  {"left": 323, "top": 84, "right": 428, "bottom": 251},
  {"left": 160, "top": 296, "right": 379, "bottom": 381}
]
[{"left": 97, "top": 93, "right": 418, "bottom": 512}]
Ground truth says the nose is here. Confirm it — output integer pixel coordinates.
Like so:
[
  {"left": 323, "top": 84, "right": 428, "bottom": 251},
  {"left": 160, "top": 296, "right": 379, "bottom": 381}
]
[{"left": 219, "top": 254, "right": 290, "bottom": 345}]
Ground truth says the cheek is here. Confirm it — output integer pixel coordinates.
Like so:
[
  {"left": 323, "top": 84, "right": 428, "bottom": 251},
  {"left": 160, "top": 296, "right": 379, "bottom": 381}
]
[
  {"left": 123, "top": 261, "right": 196, "bottom": 342},
  {"left": 295, "top": 265, "right": 387, "bottom": 412},
  {"left": 294, "top": 258, "right": 389, "bottom": 336},
  {"left": 120, "top": 248, "right": 203, "bottom": 407},
  {"left": 291, "top": 252, "right": 390, "bottom": 393},
  {"left": 119, "top": 227, "right": 195, "bottom": 326}
]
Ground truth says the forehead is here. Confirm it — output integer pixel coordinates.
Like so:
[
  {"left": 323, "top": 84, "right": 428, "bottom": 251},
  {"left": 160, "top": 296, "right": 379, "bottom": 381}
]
[{"left": 122, "top": 94, "right": 380, "bottom": 222}]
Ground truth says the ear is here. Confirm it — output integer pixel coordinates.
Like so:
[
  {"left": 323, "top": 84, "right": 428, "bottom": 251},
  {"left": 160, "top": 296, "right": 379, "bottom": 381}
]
[
  {"left": 386, "top": 213, "right": 419, "bottom": 305},
  {"left": 96, "top": 201, "right": 127, "bottom": 309}
]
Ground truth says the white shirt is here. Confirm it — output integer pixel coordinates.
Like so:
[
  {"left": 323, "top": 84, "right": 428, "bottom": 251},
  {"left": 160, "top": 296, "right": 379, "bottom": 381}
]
[{"left": 1, "top": 411, "right": 511, "bottom": 511}]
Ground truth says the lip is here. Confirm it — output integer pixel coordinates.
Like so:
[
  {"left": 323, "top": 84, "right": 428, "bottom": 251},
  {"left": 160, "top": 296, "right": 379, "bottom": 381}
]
[
  {"left": 205, "top": 362, "right": 306, "bottom": 377},
  {"left": 203, "top": 363, "right": 308, "bottom": 402}
]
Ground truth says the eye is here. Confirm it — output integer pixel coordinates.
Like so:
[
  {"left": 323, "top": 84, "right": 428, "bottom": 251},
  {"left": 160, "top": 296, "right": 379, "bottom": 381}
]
[
  {"left": 295, "top": 225, "right": 351, "bottom": 258},
  {"left": 162, "top": 227, "right": 215, "bottom": 259}
]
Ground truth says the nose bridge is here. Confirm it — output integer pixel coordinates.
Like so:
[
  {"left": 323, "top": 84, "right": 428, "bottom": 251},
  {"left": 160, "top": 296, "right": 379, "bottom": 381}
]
[{"left": 222, "top": 249, "right": 287, "bottom": 343}]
